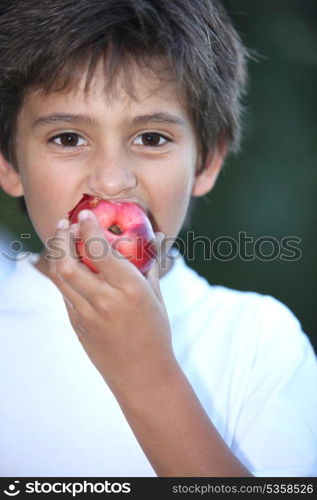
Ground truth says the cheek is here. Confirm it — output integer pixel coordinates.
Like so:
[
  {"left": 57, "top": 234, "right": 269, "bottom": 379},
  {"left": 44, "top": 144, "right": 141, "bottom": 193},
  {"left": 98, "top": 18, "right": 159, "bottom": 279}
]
[
  {"left": 150, "top": 166, "right": 195, "bottom": 234},
  {"left": 19, "top": 170, "right": 70, "bottom": 242},
  {"left": 24, "top": 196, "right": 59, "bottom": 244},
  {"left": 169, "top": 185, "right": 193, "bottom": 231},
  {"left": 166, "top": 156, "right": 196, "bottom": 208}
]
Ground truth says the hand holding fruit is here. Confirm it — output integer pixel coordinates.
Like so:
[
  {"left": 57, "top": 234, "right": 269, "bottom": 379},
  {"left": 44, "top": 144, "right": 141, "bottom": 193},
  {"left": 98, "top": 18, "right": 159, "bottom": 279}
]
[{"left": 47, "top": 197, "right": 176, "bottom": 398}]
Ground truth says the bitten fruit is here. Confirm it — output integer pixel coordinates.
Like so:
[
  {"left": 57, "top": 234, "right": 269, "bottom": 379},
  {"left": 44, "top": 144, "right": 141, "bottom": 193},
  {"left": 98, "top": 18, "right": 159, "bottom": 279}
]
[{"left": 68, "top": 194, "right": 156, "bottom": 274}]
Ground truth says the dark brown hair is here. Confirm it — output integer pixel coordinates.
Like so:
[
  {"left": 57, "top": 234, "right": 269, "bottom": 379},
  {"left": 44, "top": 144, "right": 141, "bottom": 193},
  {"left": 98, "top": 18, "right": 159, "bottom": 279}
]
[{"left": 0, "top": 0, "right": 248, "bottom": 169}]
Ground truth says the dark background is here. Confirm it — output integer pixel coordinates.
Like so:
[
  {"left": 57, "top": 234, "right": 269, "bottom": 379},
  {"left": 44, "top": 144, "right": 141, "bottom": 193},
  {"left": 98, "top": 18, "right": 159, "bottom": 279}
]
[{"left": 0, "top": 0, "right": 316, "bottom": 350}]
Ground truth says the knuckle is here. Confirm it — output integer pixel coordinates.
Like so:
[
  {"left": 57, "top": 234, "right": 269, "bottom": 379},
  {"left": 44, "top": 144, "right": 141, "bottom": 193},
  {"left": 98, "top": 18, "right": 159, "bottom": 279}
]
[
  {"left": 94, "top": 297, "right": 109, "bottom": 315},
  {"left": 47, "top": 263, "right": 57, "bottom": 279},
  {"left": 58, "top": 262, "right": 75, "bottom": 279},
  {"left": 124, "top": 282, "right": 144, "bottom": 302}
]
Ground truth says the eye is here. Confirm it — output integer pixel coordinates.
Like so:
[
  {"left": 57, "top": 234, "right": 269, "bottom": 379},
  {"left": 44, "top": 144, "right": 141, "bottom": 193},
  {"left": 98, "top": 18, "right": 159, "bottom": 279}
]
[
  {"left": 133, "top": 132, "right": 171, "bottom": 147},
  {"left": 49, "top": 133, "right": 88, "bottom": 147}
]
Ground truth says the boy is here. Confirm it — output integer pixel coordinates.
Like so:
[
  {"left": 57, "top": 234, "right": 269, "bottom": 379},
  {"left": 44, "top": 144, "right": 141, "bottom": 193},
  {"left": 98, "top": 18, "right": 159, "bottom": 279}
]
[{"left": 0, "top": 0, "right": 316, "bottom": 477}]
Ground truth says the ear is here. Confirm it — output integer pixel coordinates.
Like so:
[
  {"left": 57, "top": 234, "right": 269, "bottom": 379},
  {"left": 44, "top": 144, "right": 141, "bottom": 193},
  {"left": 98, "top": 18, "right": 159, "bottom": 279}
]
[
  {"left": 0, "top": 153, "right": 24, "bottom": 197},
  {"left": 192, "top": 141, "right": 227, "bottom": 197}
]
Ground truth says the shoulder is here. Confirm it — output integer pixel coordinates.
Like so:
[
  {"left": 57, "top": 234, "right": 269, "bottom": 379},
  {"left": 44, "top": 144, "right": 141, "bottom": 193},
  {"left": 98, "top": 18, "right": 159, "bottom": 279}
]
[
  {"left": 183, "top": 273, "right": 315, "bottom": 386},
  {"left": 209, "top": 286, "right": 306, "bottom": 350},
  {"left": 163, "top": 257, "right": 316, "bottom": 394},
  {"left": 199, "top": 275, "right": 315, "bottom": 386},
  {"left": 165, "top": 255, "right": 307, "bottom": 343}
]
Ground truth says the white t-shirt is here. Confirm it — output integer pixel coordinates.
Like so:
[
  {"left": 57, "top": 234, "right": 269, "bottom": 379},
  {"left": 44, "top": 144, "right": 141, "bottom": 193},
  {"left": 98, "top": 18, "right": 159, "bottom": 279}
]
[{"left": 0, "top": 253, "right": 316, "bottom": 477}]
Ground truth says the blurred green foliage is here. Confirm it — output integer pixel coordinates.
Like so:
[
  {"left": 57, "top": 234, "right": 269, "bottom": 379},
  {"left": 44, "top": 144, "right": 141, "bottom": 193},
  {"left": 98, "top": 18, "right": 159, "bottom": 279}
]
[
  {"left": 184, "top": 0, "right": 317, "bottom": 350},
  {"left": 0, "top": 0, "right": 316, "bottom": 350}
]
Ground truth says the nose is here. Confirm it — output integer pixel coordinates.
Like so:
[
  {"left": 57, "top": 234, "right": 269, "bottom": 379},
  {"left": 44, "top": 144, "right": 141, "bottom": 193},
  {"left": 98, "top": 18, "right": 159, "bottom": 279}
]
[{"left": 87, "top": 151, "right": 137, "bottom": 199}]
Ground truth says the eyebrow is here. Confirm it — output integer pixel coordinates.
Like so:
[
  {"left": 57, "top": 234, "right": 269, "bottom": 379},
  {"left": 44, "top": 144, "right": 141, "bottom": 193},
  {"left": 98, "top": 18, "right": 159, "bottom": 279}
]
[
  {"left": 129, "top": 113, "right": 186, "bottom": 128},
  {"left": 32, "top": 113, "right": 96, "bottom": 129},
  {"left": 31, "top": 112, "right": 186, "bottom": 129}
]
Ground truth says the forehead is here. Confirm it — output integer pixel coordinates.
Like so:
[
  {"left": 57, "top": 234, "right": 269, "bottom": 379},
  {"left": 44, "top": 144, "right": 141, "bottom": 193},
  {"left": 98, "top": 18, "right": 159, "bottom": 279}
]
[{"left": 21, "top": 58, "right": 189, "bottom": 119}]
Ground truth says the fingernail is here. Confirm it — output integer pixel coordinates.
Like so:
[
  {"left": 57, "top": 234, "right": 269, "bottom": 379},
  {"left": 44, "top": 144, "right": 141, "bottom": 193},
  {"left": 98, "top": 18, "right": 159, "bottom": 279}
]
[
  {"left": 78, "top": 210, "right": 91, "bottom": 222},
  {"left": 57, "top": 218, "right": 69, "bottom": 229}
]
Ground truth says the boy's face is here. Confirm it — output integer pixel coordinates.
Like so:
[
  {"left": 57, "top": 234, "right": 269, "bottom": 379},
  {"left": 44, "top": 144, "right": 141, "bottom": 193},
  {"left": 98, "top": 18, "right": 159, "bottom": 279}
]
[{"left": 1, "top": 61, "right": 224, "bottom": 270}]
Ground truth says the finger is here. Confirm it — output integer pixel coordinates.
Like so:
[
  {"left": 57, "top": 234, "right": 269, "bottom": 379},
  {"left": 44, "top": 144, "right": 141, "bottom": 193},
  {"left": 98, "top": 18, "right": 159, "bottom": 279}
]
[
  {"left": 48, "top": 219, "right": 91, "bottom": 309},
  {"left": 48, "top": 218, "right": 106, "bottom": 308},
  {"left": 48, "top": 259, "right": 91, "bottom": 313},
  {"left": 47, "top": 255, "right": 95, "bottom": 338},
  {"left": 63, "top": 298, "right": 85, "bottom": 335},
  {"left": 48, "top": 218, "right": 82, "bottom": 267},
  {"left": 77, "top": 209, "right": 141, "bottom": 287},
  {"left": 63, "top": 289, "right": 93, "bottom": 339}
]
